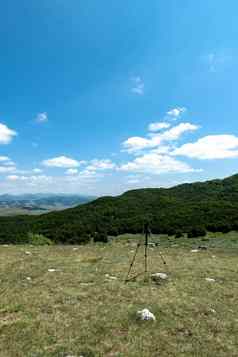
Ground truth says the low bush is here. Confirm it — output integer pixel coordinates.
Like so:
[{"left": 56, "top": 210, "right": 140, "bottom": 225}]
[
  {"left": 27, "top": 232, "right": 54, "bottom": 245},
  {"left": 187, "top": 227, "right": 206, "bottom": 238},
  {"left": 94, "top": 231, "right": 109, "bottom": 243},
  {"left": 175, "top": 231, "right": 183, "bottom": 238}
]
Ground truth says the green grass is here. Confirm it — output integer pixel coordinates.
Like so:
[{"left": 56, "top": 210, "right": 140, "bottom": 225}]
[{"left": 0, "top": 233, "right": 238, "bottom": 356}]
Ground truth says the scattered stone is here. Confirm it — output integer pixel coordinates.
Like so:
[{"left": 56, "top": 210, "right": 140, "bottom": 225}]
[
  {"left": 73, "top": 247, "right": 79, "bottom": 251},
  {"left": 3, "top": 244, "right": 9, "bottom": 247},
  {"left": 212, "top": 255, "right": 216, "bottom": 259},
  {"left": 25, "top": 251, "right": 31, "bottom": 255},
  {"left": 198, "top": 246, "right": 208, "bottom": 250},
  {"left": 80, "top": 282, "right": 94, "bottom": 286},
  {"left": 148, "top": 243, "right": 156, "bottom": 248},
  {"left": 109, "top": 276, "right": 117, "bottom": 280},
  {"left": 26, "top": 277, "right": 32, "bottom": 281},
  {"left": 210, "top": 308, "right": 216, "bottom": 314},
  {"left": 205, "top": 278, "right": 216, "bottom": 282},
  {"left": 191, "top": 249, "right": 199, "bottom": 253},
  {"left": 105, "top": 273, "right": 117, "bottom": 280},
  {"left": 151, "top": 273, "right": 168, "bottom": 284},
  {"left": 137, "top": 308, "right": 156, "bottom": 321},
  {"left": 151, "top": 272, "right": 168, "bottom": 280},
  {"left": 48, "top": 269, "right": 57, "bottom": 272}
]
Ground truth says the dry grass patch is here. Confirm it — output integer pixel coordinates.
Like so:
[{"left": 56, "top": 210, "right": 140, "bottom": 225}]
[{"left": 0, "top": 235, "right": 238, "bottom": 356}]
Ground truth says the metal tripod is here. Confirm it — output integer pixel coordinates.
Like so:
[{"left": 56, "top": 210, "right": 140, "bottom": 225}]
[{"left": 125, "top": 223, "right": 167, "bottom": 283}]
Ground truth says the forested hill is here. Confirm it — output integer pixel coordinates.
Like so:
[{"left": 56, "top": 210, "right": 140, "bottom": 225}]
[{"left": 1, "top": 174, "right": 238, "bottom": 244}]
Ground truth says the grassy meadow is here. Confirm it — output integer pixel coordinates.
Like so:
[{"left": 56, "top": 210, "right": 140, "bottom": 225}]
[{"left": 0, "top": 233, "right": 238, "bottom": 356}]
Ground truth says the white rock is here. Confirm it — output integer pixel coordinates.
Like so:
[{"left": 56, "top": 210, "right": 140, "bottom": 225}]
[
  {"left": 191, "top": 249, "right": 199, "bottom": 253},
  {"left": 109, "top": 276, "right": 117, "bottom": 280},
  {"left": 105, "top": 274, "right": 117, "bottom": 280},
  {"left": 48, "top": 269, "right": 56, "bottom": 272},
  {"left": 73, "top": 247, "right": 78, "bottom": 251},
  {"left": 151, "top": 272, "right": 168, "bottom": 280},
  {"left": 26, "top": 277, "right": 32, "bottom": 281},
  {"left": 137, "top": 308, "right": 156, "bottom": 321},
  {"left": 205, "top": 278, "right": 216, "bottom": 282},
  {"left": 25, "top": 251, "right": 31, "bottom": 255}
]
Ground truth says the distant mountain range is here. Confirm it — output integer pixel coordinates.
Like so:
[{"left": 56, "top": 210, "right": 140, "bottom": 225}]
[{"left": 0, "top": 194, "right": 96, "bottom": 216}]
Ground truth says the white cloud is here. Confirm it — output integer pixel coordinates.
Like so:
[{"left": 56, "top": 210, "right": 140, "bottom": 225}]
[
  {"left": 148, "top": 122, "right": 171, "bottom": 132},
  {"left": 0, "top": 166, "right": 16, "bottom": 173},
  {"left": 35, "top": 112, "right": 48, "bottom": 123},
  {"left": 131, "top": 76, "right": 144, "bottom": 95},
  {"left": 66, "top": 168, "right": 78, "bottom": 175},
  {"left": 32, "top": 168, "right": 43, "bottom": 173},
  {"left": 122, "top": 136, "right": 153, "bottom": 153},
  {"left": 0, "top": 156, "right": 10, "bottom": 162},
  {"left": 122, "top": 122, "right": 199, "bottom": 153},
  {"left": 86, "top": 159, "right": 116, "bottom": 171},
  {"left": 42, "top": 156, "right": 81, "bottom": 168},
  {"left": 0, "top": 123, "right": 17, "bottom": 144},
  {"left": 6, "top": 175, "right": 53, "bottom": 185},
  {"left": 119, "top": 153, "right": 197, "bottom": 175},
  {"left": 166, "top": 107, "right": 186, "bottom": 119},
  {"left": 203, "top": 52, "right": 231, "bottom": 73},
  {"left": 161, "top": 122, "right": 199, "bottom": 141},
  {"left": 6, "top": 175, "right": 19, "bottom": 181},
  {"left": 173, "top": 135, "right": 238, "bottom": 159},
  {"left": 0, "top": 156, "right": 15, "bottom": 166}
]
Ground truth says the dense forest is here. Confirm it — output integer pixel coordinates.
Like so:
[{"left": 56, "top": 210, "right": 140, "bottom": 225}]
[{"left": 1, "top": 174, "right": 238, "bottom": 244}]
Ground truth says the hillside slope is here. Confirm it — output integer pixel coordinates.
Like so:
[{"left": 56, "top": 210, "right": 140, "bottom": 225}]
[{"left": 0, "top": 174, "right": 238, "bottom": 243}]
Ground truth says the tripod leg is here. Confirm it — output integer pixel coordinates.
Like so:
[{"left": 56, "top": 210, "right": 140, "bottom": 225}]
[
  {"left": 144, "top": 228, "right": 149, "bottom": 280},
  {"left": 158, "top": 249, "right": 167, "bottom": 265},
  {"left": 144, "top": 242, "right": 148, "bottom": 273},
  {"left": 125, "top": 243, "right": 141, "bottom": 283}
]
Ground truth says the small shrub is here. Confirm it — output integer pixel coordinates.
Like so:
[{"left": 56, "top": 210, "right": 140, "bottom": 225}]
[
  {"left": 175, "top": 231, "right": 183, "bottom": 238},
  {"left": 94, "top": 231, "right": 109, "bottom": 243},
  {"left": 187, "top": 227, "right": 206, "bottom": 238},
  {"left": 27, "top": 232, "right": 53, "bottom": 245},
  {"left": 167, "top": 228, "right": 176, "bottom": 236}
]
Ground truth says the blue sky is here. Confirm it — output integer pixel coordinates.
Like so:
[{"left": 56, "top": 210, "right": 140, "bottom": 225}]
[{"left": 0, "top": 0, "right": 238, "bottom": 195}]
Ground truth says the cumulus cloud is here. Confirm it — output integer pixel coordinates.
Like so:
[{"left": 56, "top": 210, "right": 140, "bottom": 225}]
[
  {"left": 119, "top": 153, "right": 197, "bottom": 175},
  {"left": 0, "top": 156, "right": 15, "bottom": 166},
  {"left": 148, "top": 122, "right": 171, "bottom": 132},
  {"left": 66, "top": 168, "right": 78, "bottom": 175},
  {"left": 131, "top": 76, "right": 144, "bottom": 95},
  {"left": 0, "top": 156, "right": 10, "bottom": 162},
  {"left": 32, "top": 168, "right": 43, "bottom": 173},
  {"left": 173, "top": 135, "right": 238, "bottom": 159},
  {"left": 0, "top": 123, "right": 17, "bottom": 144},
  {"left": 166, "top": 107, "right": 186, "bottom": 119},
  {"left": 35, "top": 112, "right": 48, "bottom": 123},
  {"left": 42, "top": 156, "right": 81, "bottom": 168},
  {"left": 123, "top": 122, "right": 199, "bottom": 153},
  {"left": 122, "top": 136, "right": 153, "bottom": 153},
  {"left": 86, "top": 159, "right": 116, "bottom": 171},
  {"left": 6, "top": 175, "right": 52, "bottom": 185},
  {"left": 161, "top": 123, "right": 199, "bottom": 141},
  {"left": 0, "top": 166, "right": 16, "bottom": 173}
]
